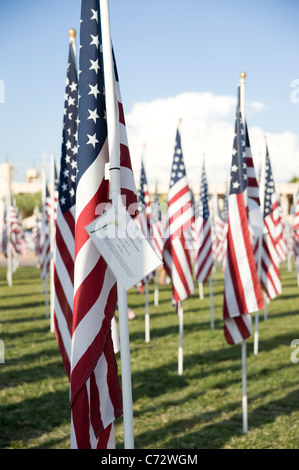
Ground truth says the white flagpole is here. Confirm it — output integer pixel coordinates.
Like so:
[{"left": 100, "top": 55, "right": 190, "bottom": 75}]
[
  {"left": 199, "top": 282, "right": 204, "bottom": 299},
  {"left": 209, "top": 274, "right": 214, "bottom": 329},
  {"left": 50, "top": 150, "right": 55, "bottom": 333},
  {"left": 100, "top": 0, "right": 134, "bottom": 449},
  {"left": 145, "top": 278, "right": 150, "bottom": 343},
  {"left": 154, "top": 270, "right": 159, "bottom": 306},
  {"left": 241, "top": 339, "right": 248, "bottom": 433},
  {"left": 178, "top": 300, "right": 183, "bottom": 375}
]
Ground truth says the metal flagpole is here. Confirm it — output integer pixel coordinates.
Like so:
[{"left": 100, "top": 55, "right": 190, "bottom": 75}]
[
  {"left": 178, "top": 300, "right": 183, "bottom": 375},
  {"left": 50, "top": 150, "right": 55, "bottom": 333},
  {"left": 100, "top": 0, "right": 134, "bottom": 449}
]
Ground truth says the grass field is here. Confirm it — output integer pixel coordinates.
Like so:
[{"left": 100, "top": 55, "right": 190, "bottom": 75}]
[{"left": 0, "top": 263, "right": 299, "bottom": 449}]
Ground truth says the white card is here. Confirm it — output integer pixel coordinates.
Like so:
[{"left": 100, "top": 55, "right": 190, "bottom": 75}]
[{"left": 86, "top": 205, "right": 162, "bottom": 291}]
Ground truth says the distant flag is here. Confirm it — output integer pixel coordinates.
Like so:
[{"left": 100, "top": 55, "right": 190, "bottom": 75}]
[
  {"left": 244, "top": 122, "right": 260, "bottom": 207},
  {"left": 214, "top": 194, "right": 226, "bottom": 264},
  {"left": 1, "top": 202, "right": 26, "bottom": 260},
  {"left": 293, "top": 193, "right": 299, "bottom": 241},
  {"left": 137, "top": 155, "right": 151, "bottom": 241},
  {"left": 163, "top": 124, "right": 194, "bottom": 303},
  {"left": 53, "top": 28, "right": 78, "bottom": 379},
  {"left": 275, "top": 201, "right": 287, "bottom": 262},
  {"left": 40, "top": 172, "right": 51, "bottom": 281},
  {"left": 223, "top": 90, "right": 264, "bottom": 345},
  {"left": 10, "top": 204, "right": 27, "bottom": 258},
  {"left": 151, "top": 183, "right": 163, "bottom": 260},
  {"left": 194, "top": 159, "right": 213, "bottom": 283},
  {"left": 290, "top": 193, "right": 299, "bottom": 262},
  {"left": 259, "top": 142, "right": 282, "bottom": 300},
  {"left": 70, "top": 0, "right": 137, "bottom": 449}
]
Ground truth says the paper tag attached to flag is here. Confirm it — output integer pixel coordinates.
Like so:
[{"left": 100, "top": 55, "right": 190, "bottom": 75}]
[{"left": 86, "top": 204, "right": 162, "bottom": 291}]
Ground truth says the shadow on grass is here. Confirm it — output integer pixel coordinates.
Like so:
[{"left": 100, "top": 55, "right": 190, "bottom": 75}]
[
  {"left": 1, "top": 301, "right": 46, "bottom": 312},
  {"left": 133, "top": 387, "right": 299, "bottom": 449},
  {"left": 0, "top": 388, "right": 70, "bottom": 449}
]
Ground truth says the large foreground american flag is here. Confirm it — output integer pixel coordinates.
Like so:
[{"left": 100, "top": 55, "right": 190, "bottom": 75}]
[
  {"left": 70, "top": 0, "right": 137, "bottom": 449},
  {"left": 259, "top": 142, "right": 282, "bottom": 300},
  {"left": 53, "top": 32, "right": 78, "bottom": 379},
  {"left": 163, "top": 125, "right": 194, "bottom": 303},
  {"left": 223, "top": 90, "right": 264, "bottom": 345},
  {"left": 194, "top": 159, "right": 213, "bottom": 283}
]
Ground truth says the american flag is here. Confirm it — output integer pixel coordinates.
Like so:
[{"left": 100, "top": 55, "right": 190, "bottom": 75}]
[
  {"left": 293, "top": 193, "right": 299, "bottom": 257},
  {"left": 223, "top": 90, "right": 264, "bottom": 345},
  {"left": 245, "top": 122, "right": 260, "bottom": 206},
  {"left": 259, "top": 143, "right": 282, "bottom": 300},
  {"left": 194, "top": 159, "right": 213, "bottom": 283},
  {"left": 40, "top": 177, "right": 51, "bottom": 280},
  {"left": 53, "top": 33, "right": 78, "bottom": 379},
  {"left": 293, "top": 193, "right": 299, "bottom": 241},
  {"left": 1, "top": 203, "right": 26, "bottom": 259},
  {"left": 10, "top": 205, "right": 27, "bottom": 257},
  {"left": 293, "top": 195, "right": 299, "bottom": 258},
  {"left": 275, "top": 201, "right": 287, "bottom": 262},
  {"left": 70, "top": 0, "right": 137, "bottom": 449},
  {"left": 163, "top": 125, "right": 194, "bottom": 303},
  {"left": 137, "top": 157, "right": 151, "bottom": 240},
  {"left": 214, "top": 193, "right": 228, "bottom": 271},
  {"left": 151, "top": 184, "right": 163, "bottom": 259}
]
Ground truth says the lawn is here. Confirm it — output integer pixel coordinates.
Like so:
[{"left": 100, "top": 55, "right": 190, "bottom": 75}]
[{"left": 0, "top": 263, "right": 299, "bottom": 449}]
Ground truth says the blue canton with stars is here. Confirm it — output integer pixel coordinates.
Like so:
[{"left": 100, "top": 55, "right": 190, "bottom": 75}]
[
  {"left": 263, "top": 145, "right": 275, "bottom": 217},
  {"left": 229, "top": 88, "right": 247, "bottom": 196},
  {"left": 59, "top": 41, "right": 78, "bottom": 213},
  {"left": 169, "top": 128, "right": 187, "bottom": 189},
  {"left": 198, "top": 161, "right": 210, "bottom": 220},
  {"left": 76, "top": 0, "right": 107, "bottom": 186},
  {"left": 138, "top": 159, "right": 148, "bottom": 212}
]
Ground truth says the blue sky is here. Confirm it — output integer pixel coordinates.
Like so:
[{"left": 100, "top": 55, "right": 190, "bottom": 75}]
[{"left": 0, "top": 0, "right": 298, "bottom": 182}]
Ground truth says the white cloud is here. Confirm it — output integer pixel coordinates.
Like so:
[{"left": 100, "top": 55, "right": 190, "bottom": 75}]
[{"left": 125, "top": 92, "right": 299, "bottom": 192}]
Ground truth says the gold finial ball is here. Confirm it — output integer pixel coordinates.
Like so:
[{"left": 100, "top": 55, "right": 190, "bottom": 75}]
[
  {"left": 68, "top": 28, "right": 76, "bottom": 40},
  {"left": 178, "top": 118, "right": 183, "bottom": 123},
  {"left": 240, "top": 72, "right": 246, "bottom": 79}
]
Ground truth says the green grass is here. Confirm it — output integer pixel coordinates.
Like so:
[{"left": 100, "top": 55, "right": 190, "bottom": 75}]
[{"left": 0, "top": 263, "right": 299, "bottom": 449}]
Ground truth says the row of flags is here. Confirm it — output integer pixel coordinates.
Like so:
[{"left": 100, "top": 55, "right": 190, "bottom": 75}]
[{"left": 1, "top": 0, "right": 298, "bottom": 449}]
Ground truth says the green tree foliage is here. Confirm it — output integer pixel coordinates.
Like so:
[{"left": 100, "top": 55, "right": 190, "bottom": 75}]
[{"left": 14, "top": 192, "right": 41, "bottom": 219}]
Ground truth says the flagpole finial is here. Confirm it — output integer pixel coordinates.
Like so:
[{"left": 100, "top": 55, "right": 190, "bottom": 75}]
[
  {"left": 68, "top": 28, "right": 76, "bottom": 42},
  {"left": 178, "top": 118, "right": 182, "bottom": 124},
  {"left": 240, "top": 72, "right": 246, "bottom": 80}
]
